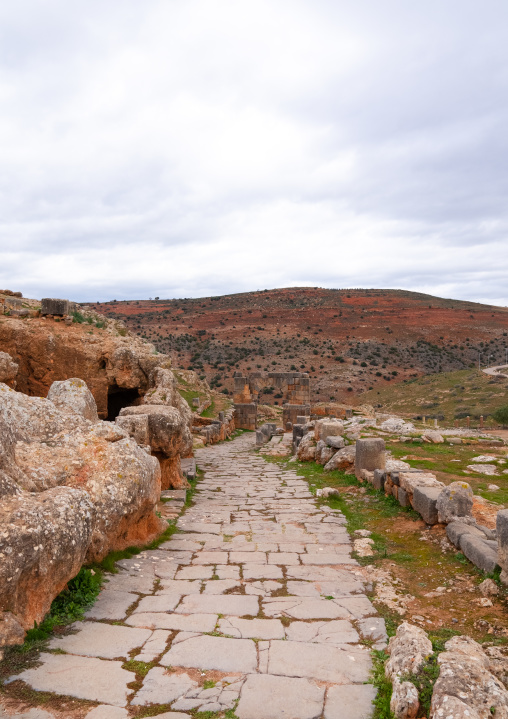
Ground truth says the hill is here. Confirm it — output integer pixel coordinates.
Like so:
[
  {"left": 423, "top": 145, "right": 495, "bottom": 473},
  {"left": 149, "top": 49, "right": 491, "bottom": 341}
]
[{"left": 88, "top": 288, "right": 508, "bottom": 404}]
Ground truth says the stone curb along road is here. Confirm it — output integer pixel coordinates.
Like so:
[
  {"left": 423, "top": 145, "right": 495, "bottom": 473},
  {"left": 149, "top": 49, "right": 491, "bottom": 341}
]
[{"left": 3, "top": 433, "right": 386, "bottom": 719}]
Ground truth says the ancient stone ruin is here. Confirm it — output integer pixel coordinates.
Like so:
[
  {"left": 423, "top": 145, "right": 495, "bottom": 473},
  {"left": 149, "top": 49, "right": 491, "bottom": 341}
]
[{"left": 233, "top": 370, "right": 311, "bottom": 430}]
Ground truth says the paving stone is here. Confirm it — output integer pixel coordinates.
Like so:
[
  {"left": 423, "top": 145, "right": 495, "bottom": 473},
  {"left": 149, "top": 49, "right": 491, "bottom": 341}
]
[
  {"left": 230, "top": 551, "right": 267, "bottom": 564},
  {"left": 177, "top": 521, "right": 222, "bottom": 534},
  {"left": 357, "top": 617, "right": 388, "bottom": 645},
  {"left": 286, "top": 581, "right": 321, "bottom": 597},
  {"left": 49, "top": 622, "right": 151, "bottom": 659},
  {"left": 161, "top": 635, "right": 257, "bottom": 673},
  {"left": 268, "top": 552, "right": 300, "bottom": 565},
  {"left": 334, "top": 595, "right": 377, "bottom": 618},
  {"left": 134, "top": 629, "right": 170, "bottom": 661},
  {"left": 85, "top": 590, "right": 137, "bottom": 620},
  {"left": 263, "top": 598, "right": 351, "bottom": 620},
  {"left": 236, "top": 674, "right": 325, "bottom": 719},
  {"left": 175, "top": 565, "right": 214, "bottom": 580},
  {"left": 286, "top": 566, "right": 352, "bottom": 581},
  {"left": 218, "top": 617, "right": 285, "bottom": 639},
  {"left": 324, "top": 684, "right": 377, "bottom": 719},
  {"left": 215, "top": 564, "right": 241, "bottom": 579},
  {"left": 133, "top": 594, "right": 181, "bottom": 613},
  {"left": 131, "top": 666, "right": 197, "bottom": 705},
  {"left": 242, "top": 564, "right": 283, "bottom": 580},
  {"left": 125, "top": 612, "right": 217, "bottom": 632},
  {"left": 157, "top": 579, "right": 202, "bottom": 595},
  {"left": 0, "top": 709, "right": 55, "bottom": 719},
  {"left": 285, "top": 619, "right": 359, "bottom": 644},
  {"left": 142, "top": 714, "right": 190, "bottom": 719},
  {"left": 7, "top": 653, "right": 134, "bottom": 706},
  {"left": 192, "top": 551, "right": 229, "bottom": 565},
  {"left": 176, "top": 594, "right": 259, "bottom": 616},
  {"left": 244, "top": 580, "right": 283, "bottom": 596},
  {"left": 85, "top": 707, "right": 130, "bottom": 719},
  {"left": 203, "top": 579, "right": 241, "bottom": 594},
  {"left": 102, "top": 573, "right": 155, "bottom": 593},
  {"left": 268, "top": 641, "right": 372, "bottom": 683}
]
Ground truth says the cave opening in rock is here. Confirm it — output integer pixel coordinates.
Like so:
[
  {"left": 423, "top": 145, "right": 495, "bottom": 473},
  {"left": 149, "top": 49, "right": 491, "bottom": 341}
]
[{"left": 106, "top": 386, "right": 140, "bottom": 421}]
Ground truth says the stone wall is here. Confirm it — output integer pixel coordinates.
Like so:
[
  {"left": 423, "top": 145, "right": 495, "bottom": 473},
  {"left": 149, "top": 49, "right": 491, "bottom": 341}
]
[
  {"left": 282, "top": 403, "right": 311, "bottom": 427},
  {"left": 233, "top": 371, "right": 310, "bottom": 405},
  {"left": 234, "top": 402, "right": 257, "bottom": 430},
  {"left": 192, "top": 408, "right": 236, "bottom": 445}
]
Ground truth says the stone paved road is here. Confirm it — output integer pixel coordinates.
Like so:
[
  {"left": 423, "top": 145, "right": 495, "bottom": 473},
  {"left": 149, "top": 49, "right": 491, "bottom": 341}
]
[{"left": 5, "top": 433, "right": 385, "bottom": 719}]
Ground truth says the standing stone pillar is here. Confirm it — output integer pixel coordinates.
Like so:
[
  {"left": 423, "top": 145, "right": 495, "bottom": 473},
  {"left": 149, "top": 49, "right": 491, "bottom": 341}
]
[
  {"left": 355, "top": 438, "right": 386, "bottom": 480},
  {"left": 466, "top": 416, "right": 470, "bottom": 428},
  {"left": 480, "top": 415, "right": 484, "bottom": 428}
]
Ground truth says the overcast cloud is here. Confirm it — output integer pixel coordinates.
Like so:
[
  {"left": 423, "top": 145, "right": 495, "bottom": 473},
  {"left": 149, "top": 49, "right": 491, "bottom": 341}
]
[{"left": 1, "top": 0, "right": 507, "bottom": 304}]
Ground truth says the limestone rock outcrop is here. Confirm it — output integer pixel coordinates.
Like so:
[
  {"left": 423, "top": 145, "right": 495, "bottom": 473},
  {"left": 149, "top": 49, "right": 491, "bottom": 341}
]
[
  {"left": 0, "top": 314, "right": 171, "bottom": 418},
  {"left": 46, "top": 378, "right": 99, "bottom": 422},
  {"left": 0, "top": 379, "right": 163, "bottom": 648},
  {"left": 324, "top": 445, "right": 356, "bottom": 472}
]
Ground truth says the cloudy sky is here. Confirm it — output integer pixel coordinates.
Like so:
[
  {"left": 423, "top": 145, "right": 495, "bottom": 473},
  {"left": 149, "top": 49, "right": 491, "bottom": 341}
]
[{"left": 1, "top": 1, "right": 508, "bottom": 304}]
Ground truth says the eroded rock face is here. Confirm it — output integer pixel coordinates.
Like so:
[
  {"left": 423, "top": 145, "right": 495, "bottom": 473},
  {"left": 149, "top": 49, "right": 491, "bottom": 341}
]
[
  {"left": 47, "top": 378, "right": 99, "bottom": 422},
  {"left": 315, "top": 439, "right": 335, "bottom": 466},
  {"left": 0, "top": 315, "right": 170, "bottom": 418},
  {"left": 391, "top": 677, "right": 419, "bottom": 719},
  {"left": 0, "top": 487, "right": 95, "bottom": 633},
  {"left": 0, "top": 351, "right": 18, "bottom": 388},
  {"left": 430, "top": 636, "right": 508, "bottom": 719},
  {"left": 0, "top": 379, "right": 163, "bottom": 647}
]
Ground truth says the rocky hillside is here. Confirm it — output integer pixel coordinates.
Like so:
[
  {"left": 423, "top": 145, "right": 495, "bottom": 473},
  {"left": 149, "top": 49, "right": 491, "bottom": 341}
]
[{"left": 89, "top": 288, "right": 508, "bottom": 403}]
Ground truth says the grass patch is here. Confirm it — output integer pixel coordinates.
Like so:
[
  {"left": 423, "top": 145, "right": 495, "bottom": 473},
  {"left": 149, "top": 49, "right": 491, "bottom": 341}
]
[
  {"left": 371, "top": 649, "right": 393, "bottom": 719},
  {"left": 122, "top": 659, "right": 155, "bottom": 677},
  {"left": 201, "top": 399, "right": 216, "bottom": 418}
]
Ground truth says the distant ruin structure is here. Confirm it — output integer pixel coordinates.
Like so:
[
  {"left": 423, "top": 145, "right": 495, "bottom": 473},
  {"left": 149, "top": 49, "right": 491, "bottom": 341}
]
[{"left": 233, "top": 371, "right": 311, "bottom": 430}]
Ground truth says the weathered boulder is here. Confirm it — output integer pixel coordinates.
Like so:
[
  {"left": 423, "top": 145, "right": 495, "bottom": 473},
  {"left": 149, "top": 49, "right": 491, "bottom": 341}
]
[
  {"left": 0, "top": 351, "right": 18, "bottom": 388},
  {"left": 297, "top": 433, "right": 317, "bottom": 462},
  {"left": 390, "top": 677, "right": 419, "bottom": 719},
  {"left": 315, "top": 440, "right": 335, "bottom": 465},
  {"left": 413, "top": 486, "right": 442, "bottom": 525},
  {"left": 422, "top": 430, "right": 444, "bottom": 444},
  {"left": 117, "top": 404, "right": 191, "bottom": 489},
  {"left": 326, "top": 435, "right": 345, "bottom": 449},
  {"left": 355, "top": 438, "right": 385, "bottom": 480},
  {"left": 436, "top": 481, "right": 474, "bottom": 524},
  {"left": 430, "top": 636, "right": 508, "bottom": 719},
  {"left": 47, "top": 378, "right": 99, "bottom": 422},
  {"left": 324, "top": 445, "right": 356, "bottom": 472},
  {"left": 380, "top": 417, "right": 416, "bottom": 434},
  {"left": 385, "top": 622, "right": 432, "bottom": 679}
]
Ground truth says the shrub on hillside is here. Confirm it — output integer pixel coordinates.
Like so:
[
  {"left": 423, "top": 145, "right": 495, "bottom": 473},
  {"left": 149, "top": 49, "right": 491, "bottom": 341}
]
[{"left": 493, "top": 405, "right": 508, "bottom": 425}]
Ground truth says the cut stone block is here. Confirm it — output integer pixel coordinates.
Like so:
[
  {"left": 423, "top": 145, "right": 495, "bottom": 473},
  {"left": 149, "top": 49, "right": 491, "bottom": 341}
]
[
  {"left": 497, "top": 509, "right": 508, "bottom": 573},
  {"left": 41, "top": 298, "right": 70, "bottom": 316},
  {"left": 131, "top": 666, "right": 197, "bottom": 705},
  {"left": 267, "top": 641, "right": 371, "bottom": 683},
  {"left": 7, "top": 653, "right": 134, "bottom": 706},
  {"left": 446, "top": 521, "right": 485, "bottom": 548},
  {"left": 268, "top": 552, "right": 300, "bottom": 565},
  {"left": 157, "top": 579, "right": 202, "bottom": 595},
  {"left": 324, "top": 684, "right": 377, "bottom": 719},
  {"left": 459, "top": 534, "right": 499, "bottom": 573},
  {"left": 85, "top": 590, "right": 137, "bottom": 620},
  {"left": 125, "top": 611, "right": 217, "bottom": 632},
  {"left": 175, "top": 594, "right": 259, "bottom": 617},
  {"left": 355, "top": 438, "right": 385, "bottom": 480},
  {"left": 49, "top": 622, "right": 151, "bottom": 659},
  {"left": 372, "top": 470, "right": 386, "bottom": 491},
  {"left": 161, "top": 634, "right": 257, "bottom": 673},
  {"left": 412, "top": 486, "right": 442, "bottom": 525},
  {"left": 218, "top": 617, "right": 285, "bottom": 639},
  {"left": 236, "top": 674, "right": 325, "bottom": 719}
]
